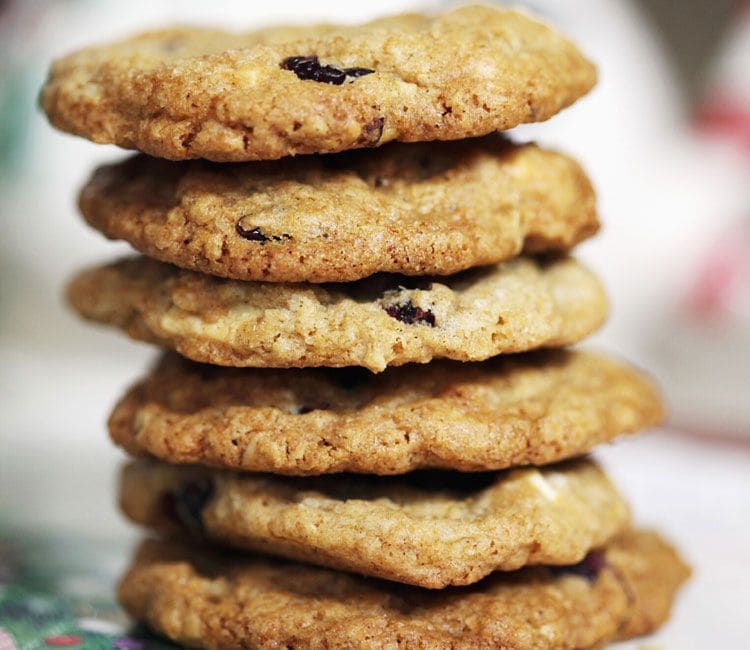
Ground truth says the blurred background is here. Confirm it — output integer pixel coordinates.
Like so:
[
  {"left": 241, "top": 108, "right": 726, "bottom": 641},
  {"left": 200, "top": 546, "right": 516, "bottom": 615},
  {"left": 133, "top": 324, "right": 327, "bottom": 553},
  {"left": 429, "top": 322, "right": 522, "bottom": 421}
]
[{"left": 0, "top": 0, "right": 748, "bottom": 647}]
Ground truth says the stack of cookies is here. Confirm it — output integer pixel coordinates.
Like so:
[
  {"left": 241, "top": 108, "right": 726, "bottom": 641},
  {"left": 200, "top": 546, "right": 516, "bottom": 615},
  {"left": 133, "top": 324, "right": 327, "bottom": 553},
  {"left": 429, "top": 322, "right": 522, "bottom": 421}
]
[{"left": 41, "top": 5, "right": 689, "bottom": 648}]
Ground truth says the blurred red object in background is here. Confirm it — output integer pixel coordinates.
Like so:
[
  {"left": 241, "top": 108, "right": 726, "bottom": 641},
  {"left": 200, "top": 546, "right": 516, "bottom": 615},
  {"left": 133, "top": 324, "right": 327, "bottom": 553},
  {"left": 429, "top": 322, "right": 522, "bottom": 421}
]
[{"left": 695, "top": 1, "right": 750, "bottom": 154}]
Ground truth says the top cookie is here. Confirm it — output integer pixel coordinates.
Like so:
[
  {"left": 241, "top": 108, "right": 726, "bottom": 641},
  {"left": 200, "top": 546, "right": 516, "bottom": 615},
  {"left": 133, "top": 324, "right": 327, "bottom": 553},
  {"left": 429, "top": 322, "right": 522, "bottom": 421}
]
[{"left": 41, "top": 5, "right": 596, "bottom": 161}]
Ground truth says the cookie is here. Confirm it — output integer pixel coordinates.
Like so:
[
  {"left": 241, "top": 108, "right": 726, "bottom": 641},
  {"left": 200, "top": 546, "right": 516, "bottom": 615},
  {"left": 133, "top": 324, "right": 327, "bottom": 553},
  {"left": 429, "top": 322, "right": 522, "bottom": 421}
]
[
  {"left": 120, "top": 458, "right": 629, "bottom": 588},
  {"left": 119, "top": 529, "right": 689, "bottom": 648},
  {"left": 79, "top": 138, "right": 598, "bottom": 283},
  {"left": 66, "top": 255, "right": 607, "bottom": 371},
  {"left": 111, "top": 350, "right": 663, "bottom": 475},
  {"left": 41, "top": 5, "right": 596, "bottom": 161}
]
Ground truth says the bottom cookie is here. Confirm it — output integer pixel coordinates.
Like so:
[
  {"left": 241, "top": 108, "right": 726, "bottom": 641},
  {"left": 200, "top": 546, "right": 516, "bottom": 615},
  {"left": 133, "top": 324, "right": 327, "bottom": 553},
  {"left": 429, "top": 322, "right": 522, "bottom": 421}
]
[{"left": 119, "top": 529, "right": 689, "bottom": 649}]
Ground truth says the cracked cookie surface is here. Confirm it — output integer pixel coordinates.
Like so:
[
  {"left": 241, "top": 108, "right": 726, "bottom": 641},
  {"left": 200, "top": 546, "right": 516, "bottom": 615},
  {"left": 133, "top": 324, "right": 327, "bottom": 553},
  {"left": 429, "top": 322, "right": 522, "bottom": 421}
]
[
  {"left": 120, "top": 458, "right": 629, "bottom": 588},
  {"left": 119, "top": 529, "right": 689, "bottom": 649},
  {"left": 66, "top": 255, "right": 607, "bottom": 371},
  {"left": 79, "top": 138, "right": 598, "bottom": 282},
  {"left": 111, "top": 350, "right": 663, "bottom": 475},
  {"left": 41, "top": 5, "right": 596, "bottom": 161}
]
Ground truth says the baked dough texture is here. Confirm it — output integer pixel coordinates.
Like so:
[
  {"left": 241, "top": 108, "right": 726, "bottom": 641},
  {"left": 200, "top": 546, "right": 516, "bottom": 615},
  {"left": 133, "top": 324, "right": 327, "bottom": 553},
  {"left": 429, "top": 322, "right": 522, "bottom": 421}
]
[
  {"left": 41, "top": 5, "right": 596, "bottom": 161},
  {"left": 110, "top": 350, "right": 663, "bottom": 475},
  {"left": 119, "top": 458, "right": 630, "bottom": 588},
  {"left": 66, "top": 255, "right": 608, "bottom": 371},
  {"left": 79, "top": 138, "right": 598, "bottom": 282},
  {"left": 118, "top": 529, "right": 689, "bottom": 649}
]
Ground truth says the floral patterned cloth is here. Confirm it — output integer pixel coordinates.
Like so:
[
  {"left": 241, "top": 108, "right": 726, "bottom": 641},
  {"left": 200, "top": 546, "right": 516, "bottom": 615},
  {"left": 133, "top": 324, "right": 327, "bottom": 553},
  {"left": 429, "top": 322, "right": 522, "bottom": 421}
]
[{"left": 0, "top": 529, "right": 175, "bottom": 650}]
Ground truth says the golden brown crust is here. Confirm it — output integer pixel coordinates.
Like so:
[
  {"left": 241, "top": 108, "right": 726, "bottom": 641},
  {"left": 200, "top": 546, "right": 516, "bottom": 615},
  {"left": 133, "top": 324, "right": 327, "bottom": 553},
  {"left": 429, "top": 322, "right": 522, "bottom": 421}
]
[
  {"left": 41, "top": 6, "right": 596, "bottom": 161},
  {"left": 110, "top": 350, "right": 663, "bottom": 475},
  {"left": 119, "top": 459, "right": 630, "bottom": 588},
  {"left": 66, "top": 255, "right": 608, "bottom": 371},
  {"left": 606, "top": 529, "right": 693, "bottom": 641},
  {"left": 118, "top": 529, "right": 689, "bottom": 649},
  {"left": 79, "top": 139, "right": 598, "bottom": 282}
]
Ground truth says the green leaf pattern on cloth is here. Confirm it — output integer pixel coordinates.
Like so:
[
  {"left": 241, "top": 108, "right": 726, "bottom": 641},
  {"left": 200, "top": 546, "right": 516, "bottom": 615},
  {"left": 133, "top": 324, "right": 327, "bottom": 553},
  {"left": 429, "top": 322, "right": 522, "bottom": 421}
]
[{"left": 0, "top": 530, "right": 176, "bottom": 650}]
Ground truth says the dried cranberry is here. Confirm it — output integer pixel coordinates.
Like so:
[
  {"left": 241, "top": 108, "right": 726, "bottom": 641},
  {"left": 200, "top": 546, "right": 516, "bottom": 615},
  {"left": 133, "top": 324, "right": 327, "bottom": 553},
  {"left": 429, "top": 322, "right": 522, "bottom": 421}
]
[
  {"left": 346, "top": 67, "right": 376, "bottom": 79},
  {"left": 356, "top": 116, "right": 385, "bottom": 147},
  {"left": 166, "top": 478, "right": 215, "bottom": 534},
  {"left": 236, "top": 224, "right": 269, "bottom": 242},
  {"left": 282, "top": 55, "right": 374, "bottom": 85},
  {"left": 236, "top": 223, "right": 292, "bottom": 243},
  {"left": 383, "top": 300, "right": 436, "bottom": 326}
]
